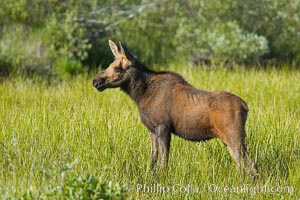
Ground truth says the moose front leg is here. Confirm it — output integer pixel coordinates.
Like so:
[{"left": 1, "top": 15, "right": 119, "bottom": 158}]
[{"left": 155, "top": 125, "right": 171, "bottom": 169}]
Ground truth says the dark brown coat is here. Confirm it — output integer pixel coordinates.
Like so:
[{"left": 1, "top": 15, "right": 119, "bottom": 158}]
[{"left": 93, "top": 40, "right": 258, "bottom": 176}]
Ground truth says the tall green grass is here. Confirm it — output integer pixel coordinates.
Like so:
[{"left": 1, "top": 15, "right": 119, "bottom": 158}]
[{"left": 0, "top": 66, "right": 299, "bottom": 199}]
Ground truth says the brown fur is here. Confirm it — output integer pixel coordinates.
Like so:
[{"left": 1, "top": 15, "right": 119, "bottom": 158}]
[{"left": 93, "top": 40, "right": 258, "bottom": 176}]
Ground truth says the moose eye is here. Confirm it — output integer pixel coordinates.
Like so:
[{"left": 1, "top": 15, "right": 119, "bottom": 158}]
[{"left": 114, "top": 67, "right": 123, "bottom": 73}]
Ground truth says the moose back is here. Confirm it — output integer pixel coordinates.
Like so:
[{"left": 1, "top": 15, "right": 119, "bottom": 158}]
[{"left": 93, "top": 40, "right": 258, "bottom": 176}]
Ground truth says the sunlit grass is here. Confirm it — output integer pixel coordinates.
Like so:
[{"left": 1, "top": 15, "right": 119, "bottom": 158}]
[{"left": 0, "top": 65, "right": 299, "bottom": 199}]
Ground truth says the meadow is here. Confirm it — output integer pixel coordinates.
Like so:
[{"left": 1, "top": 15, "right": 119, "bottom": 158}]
[{"left": 0, "top": 65, "right": 299, "bottom": 199}]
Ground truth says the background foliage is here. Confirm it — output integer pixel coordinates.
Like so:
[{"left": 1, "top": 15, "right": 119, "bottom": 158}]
[{"left": 0, "top": 0, "right": 299, "bottom": 77}]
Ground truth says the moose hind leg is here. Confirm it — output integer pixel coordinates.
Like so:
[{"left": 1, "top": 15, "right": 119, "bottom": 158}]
[{"left": 226, "top": 139, "right": 258, "bottom": 177}]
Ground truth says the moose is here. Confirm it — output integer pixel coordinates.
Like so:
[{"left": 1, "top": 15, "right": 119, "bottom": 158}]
[{"left": 93, "top": 40, "right": 258, "bottom": 176}]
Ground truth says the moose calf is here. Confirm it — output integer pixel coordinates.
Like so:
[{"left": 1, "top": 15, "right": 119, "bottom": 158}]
[{"left": 93, "top": 40, "right": 258, "bottom": 176}]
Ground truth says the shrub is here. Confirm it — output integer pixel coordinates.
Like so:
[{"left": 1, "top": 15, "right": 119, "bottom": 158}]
[
  {"left": 0, "top": 25, "right": 51, "bottom": 76},
  {"left": 0, "top": 0, "right": 299, "bottom": 75},
  {"left": 204, "top": 21, "right": 269, "bottom": 64},
  {"left": 8, "top": 163, "right": 126, "bottom": 200},
  {"left": 118, "top": 1, "right": 269, "bottom": 65},
  {"left": 0, "top": 1, "right": 93, "bottom": 77}
]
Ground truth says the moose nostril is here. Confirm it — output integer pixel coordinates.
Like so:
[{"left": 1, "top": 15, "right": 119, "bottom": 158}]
[
  {"left": 93, "top": 77, "right": 107, "bottom": 88},
  {"left": 93, "top": 79, "right": 98, "bottom": 88}
]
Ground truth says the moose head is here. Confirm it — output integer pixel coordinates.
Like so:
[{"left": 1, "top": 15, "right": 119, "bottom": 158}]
[{"left": 93, "top": 40, "right": 136, "bottom": 92}]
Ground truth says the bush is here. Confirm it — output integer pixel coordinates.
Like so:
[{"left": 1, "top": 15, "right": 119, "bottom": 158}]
[
  {"left": 0, "top": 0, "right": 94, "bottom": 77},
  {"left": 0, "top": 0, "right": 299, "bottom": 76},
  {"left": 204, "top": 21, "right": 269, "bottom": 64},
  {"left": 0, "top": 24, "right": 87, "bottom": 78},
  {"left": 0, "top": 25, "right": 51, "bottom": 76},
  {"left": 7, "top": 163, "right": 126, "bottom": 200},
  {"left": 232, "top": 0, "right": 300, "bottom": 63},
  {"left": 52, "top": 58, "right": 84, "bottom": 77},
  {"left": 119, "top": 1, "right": 269, "bottom": 65}
]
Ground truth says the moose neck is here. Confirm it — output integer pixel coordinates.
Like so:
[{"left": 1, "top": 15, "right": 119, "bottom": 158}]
[{"left": 120, "top": 63, "right": 154, "bottom": 104}]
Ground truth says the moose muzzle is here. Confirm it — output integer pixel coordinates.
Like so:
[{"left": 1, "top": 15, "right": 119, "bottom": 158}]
[{"left": 93, "top": 77, "right": 107, "bottom": 92}]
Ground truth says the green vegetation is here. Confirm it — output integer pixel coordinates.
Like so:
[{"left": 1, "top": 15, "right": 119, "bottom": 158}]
[
  {"left": 0, "top": 0, "right": 299, "bottom": 77},
  {"left": 6, "top": 163, "right": 126, "bottom": 199},
  {"left": 0, "top": 1, "right": 299, "bottom": 199},
  {"left": 1, "top": 65, "right": 299, "bottom": 199}
]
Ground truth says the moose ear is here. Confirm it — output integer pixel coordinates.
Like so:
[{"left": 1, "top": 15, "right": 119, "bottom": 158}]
[
  {"left": 119, "top": 41, "right": 135, "bottom": 61},
  {"left": 109, "top": 40, "right": 119, "bottom": 58}
]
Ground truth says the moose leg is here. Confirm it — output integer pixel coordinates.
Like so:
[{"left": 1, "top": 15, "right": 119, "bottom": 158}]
[
  {"left": 225, "top": 138, "right": 258, "bottom": 177},
  {"left": 240, "top": 141, "right": 258, "bottom": 177},
  {"left": 155, "top": 125, "right": 171, "bottom": 169},
  {"left": 150, "top": 132, "right": 158, "bottom": 168}
]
